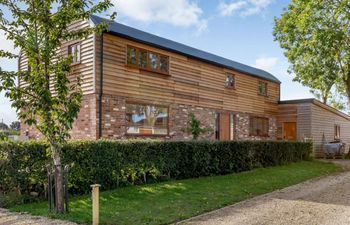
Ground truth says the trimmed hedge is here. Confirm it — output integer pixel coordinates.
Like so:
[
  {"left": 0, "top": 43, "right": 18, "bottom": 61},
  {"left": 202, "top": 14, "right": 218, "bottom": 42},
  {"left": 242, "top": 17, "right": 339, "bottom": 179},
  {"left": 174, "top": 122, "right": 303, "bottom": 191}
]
[{"left": 0, "top": 140, "right": 312, "bottom": 206}]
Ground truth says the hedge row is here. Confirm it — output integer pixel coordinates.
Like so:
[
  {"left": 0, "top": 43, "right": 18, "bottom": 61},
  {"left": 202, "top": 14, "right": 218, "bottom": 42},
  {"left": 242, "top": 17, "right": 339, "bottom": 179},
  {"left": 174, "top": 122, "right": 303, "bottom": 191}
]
[{"left": 0, "top": 140, "right": 312, "bottom": 206}]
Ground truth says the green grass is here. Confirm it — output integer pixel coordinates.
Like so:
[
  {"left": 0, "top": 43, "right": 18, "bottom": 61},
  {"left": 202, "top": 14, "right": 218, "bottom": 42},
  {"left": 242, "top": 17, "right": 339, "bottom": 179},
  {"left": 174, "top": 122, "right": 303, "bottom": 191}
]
[{"left": 10, "top": 160, "right": 340, "bottom": 225}]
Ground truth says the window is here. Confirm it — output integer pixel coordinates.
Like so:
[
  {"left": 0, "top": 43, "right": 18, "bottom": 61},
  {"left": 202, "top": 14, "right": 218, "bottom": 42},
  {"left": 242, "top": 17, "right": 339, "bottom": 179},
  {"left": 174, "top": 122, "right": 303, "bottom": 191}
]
[
  {"left": 335, "top": 124, "right": 340, "bottom": 140},
  {"left": 126, "top": 103, "right": 168, "bottom": 135},
  {"left": 258, "top": 81, "right": 267, "bottom": 96},
  {"left": 126, "top": 45, "right": 169, "bottom": 74},
  {"left": 127, "top": 47, "right": 137, "bottom": 65},
  {"left": 68, "top": 43, "right": 81, "bottom": 64},
  {"left": 250, "top": 117, "right": 269, "bottom": 137},
  {"left": 225, "top": 74, "right": 235, "bottom": 88}
]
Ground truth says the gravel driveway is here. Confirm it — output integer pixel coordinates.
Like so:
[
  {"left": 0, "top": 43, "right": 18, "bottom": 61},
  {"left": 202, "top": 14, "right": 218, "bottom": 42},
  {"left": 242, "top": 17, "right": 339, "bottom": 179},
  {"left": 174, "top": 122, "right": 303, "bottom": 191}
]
[
  {"left": 0, "top": 208, "right": 77, "bottom": 225},
  {"left": 181, "top": 160, "right": 350, "bottom": 225}
]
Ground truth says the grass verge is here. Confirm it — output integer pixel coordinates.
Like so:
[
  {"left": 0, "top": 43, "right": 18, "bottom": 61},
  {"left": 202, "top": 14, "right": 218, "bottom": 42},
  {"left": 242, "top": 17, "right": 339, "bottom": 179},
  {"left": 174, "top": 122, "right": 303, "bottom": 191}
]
[{"left": 10, "top": 160, "right": 340, "bottom": 225}]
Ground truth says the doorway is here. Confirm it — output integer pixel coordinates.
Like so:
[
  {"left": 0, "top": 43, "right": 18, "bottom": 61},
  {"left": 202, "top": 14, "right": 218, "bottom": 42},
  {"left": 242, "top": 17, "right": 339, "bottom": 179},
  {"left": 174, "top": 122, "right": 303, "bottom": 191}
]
[{"left": 283, "top": 122, "right": 297, "bottom": 141}]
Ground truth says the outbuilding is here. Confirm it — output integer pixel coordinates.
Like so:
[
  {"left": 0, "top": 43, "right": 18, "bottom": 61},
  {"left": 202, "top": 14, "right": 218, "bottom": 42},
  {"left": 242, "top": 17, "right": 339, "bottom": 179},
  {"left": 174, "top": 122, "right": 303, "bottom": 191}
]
[{"left": 278, "top": 98, "right": 350, "bottom": 157}]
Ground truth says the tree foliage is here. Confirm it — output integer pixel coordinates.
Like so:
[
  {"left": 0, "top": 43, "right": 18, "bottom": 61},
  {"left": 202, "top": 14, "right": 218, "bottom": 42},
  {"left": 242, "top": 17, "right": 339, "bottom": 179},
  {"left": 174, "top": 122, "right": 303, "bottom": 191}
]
[
  {"left": 10, "top": 121, "right": 20, "bottom": 131},
  {"left": 274, "top": 0, "right": 350, "bottom": 109},
  {"left": 0, "top": 0, "right": 115, "bottom": 212}
]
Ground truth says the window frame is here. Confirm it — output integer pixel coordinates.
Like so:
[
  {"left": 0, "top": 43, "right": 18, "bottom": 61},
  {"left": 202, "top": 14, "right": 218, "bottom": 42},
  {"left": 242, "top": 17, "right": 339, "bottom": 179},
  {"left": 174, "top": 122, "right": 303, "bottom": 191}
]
[
  {"left": 125, "top": 102, "right": 170, "bottom": 137},
  {"left": 249, "top": 116, "right": 269, "bottom": 137},
  {"left": 225, "top": 73, "right": 236, "bottom": 89},
  {"left": 126, "top": 45, "right": 170, "bottom": 75},
  {"left": 258, "top": 81, "right": 268, "bottom": 96},
  {"left": 68, "top": 42, "right": 81, "bottom": 65},
  {"left": 334, "top": 124, "right": 341, "bottom": 140}
]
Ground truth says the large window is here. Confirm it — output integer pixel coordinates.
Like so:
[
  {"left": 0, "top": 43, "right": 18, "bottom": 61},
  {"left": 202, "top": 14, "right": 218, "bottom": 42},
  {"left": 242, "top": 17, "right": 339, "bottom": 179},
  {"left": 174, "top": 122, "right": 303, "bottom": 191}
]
[
  {"left": 126, "top": 103, "right": 168, "bottom": 135},
  {"left": 250, "top": 117, "right": 269, "bottom": 137},
  {"left": 335, "top": 124, "right": 340, "bottom": 140},
  {"left": 225, "top": 74, "right": 235, "bottom": 88},
  {"left": 68, "top": 43, "right": 81, "bottom": 65},
  {"left": 258, "top": 81, "right": 267, "bottom": 96},
  {"left": 126, "top": 46, "right": 169, "bottom": 74}
]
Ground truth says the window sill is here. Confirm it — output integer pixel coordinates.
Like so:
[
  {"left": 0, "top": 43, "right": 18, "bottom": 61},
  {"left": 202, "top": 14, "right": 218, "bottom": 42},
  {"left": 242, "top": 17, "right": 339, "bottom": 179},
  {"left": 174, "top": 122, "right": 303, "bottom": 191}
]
[
  {"left": 225, "top": 86, "right": 236, "bottom": 90},
  {"left": 125, "top": 64, "right": 170, "bottom": 76},
  {"left": 126, "top": 133, "right": 169, "bottom": 137},
  {"left": 258, "top": 93, "right": 268, "bottom": 97}
]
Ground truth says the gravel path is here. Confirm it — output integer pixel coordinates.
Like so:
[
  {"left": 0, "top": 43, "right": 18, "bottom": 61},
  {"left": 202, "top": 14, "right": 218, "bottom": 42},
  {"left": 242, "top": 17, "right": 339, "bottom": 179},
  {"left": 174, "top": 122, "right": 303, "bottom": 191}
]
[
  {"left": 181, "top": 160, "right": 350, "bottom": 225},
  {"left": 0, "top": 208, "right": 77, "bottom": 225}
]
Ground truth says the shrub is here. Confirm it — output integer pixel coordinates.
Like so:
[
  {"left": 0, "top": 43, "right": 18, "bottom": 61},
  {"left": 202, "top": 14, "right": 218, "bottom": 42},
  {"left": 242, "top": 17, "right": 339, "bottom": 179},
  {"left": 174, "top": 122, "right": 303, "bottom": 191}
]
[{"left": 0, "top": 140, "right": 312, "bottom": 206}]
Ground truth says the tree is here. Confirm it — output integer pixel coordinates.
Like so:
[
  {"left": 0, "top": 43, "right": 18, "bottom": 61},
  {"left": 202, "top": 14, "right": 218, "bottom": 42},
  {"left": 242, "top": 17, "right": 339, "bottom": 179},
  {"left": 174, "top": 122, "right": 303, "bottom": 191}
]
[
  {"left": 0, "top": 1, "right": 115, "bottom": 213},
  {"left": 10, "top": 121, "right": 20, "bottom": 131},
  {"left": 185, "top": 113, "right": 212, "bottom": 140},
  {"left": 0, "top": 122, "right": 8, "bottom": 130},
  {"left": 273, "top": 0, "right": 350, "bottom": 109}
]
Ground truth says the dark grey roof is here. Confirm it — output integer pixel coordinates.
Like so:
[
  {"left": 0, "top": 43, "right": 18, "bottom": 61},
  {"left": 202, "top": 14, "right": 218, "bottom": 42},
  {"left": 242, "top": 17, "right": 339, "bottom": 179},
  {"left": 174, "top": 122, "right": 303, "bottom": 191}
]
[{"left": 90, "top": 15, "right": 281, "bottom": 84}]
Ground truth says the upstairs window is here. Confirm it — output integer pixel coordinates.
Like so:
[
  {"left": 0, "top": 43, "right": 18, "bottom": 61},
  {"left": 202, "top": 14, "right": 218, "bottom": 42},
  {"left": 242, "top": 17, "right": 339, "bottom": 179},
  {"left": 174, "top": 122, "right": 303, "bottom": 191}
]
[
  {"left": 68, "top": 43, "right": 81, "bottom": 65},
  {"left": 335, "top": 124, "right": 340, "bottom": 140},
  {"left": 250, "top": 117, "right": 269, "bottom": 137},
  {"left": 258, "top": 81, "right": 267, "bottom": 96},
  {"left": 126, "top": 45, "right": 169, "bottom": 74},
  {"left": 225, "top": 74, "right": 235, "bottom": 88}
]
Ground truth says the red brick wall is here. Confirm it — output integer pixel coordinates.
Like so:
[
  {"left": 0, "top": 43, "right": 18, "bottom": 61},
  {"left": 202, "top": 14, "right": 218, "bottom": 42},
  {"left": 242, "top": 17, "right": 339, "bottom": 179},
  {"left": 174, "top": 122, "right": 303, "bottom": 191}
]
[{"left": 21, "top": 93, "right": 277, "bottom": 141}]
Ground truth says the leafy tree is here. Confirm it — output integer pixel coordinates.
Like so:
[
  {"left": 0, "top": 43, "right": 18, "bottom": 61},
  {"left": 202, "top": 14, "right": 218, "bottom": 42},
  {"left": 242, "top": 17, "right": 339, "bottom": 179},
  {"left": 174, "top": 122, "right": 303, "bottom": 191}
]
[
  {"left": 10, "top": 121, "right": 20, "bottom": 131},
  {"left": 274, "top": 0, "right": 350, "bottom": 109},
  {"left": 0, "top": 122, "right": 8, "bottom": 130},
  {"left": 185, "top": 113, "right": 212, "bottom": 140},
  {"left": 0, "top": 0, "right": 115, "bottom": 213}
]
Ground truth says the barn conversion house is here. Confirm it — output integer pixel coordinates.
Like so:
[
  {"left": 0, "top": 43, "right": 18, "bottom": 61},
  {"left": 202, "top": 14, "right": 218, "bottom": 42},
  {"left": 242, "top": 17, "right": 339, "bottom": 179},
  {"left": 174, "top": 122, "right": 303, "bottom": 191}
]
[{"left": 19, "top": 15, "right": 350, "bottom": 157}]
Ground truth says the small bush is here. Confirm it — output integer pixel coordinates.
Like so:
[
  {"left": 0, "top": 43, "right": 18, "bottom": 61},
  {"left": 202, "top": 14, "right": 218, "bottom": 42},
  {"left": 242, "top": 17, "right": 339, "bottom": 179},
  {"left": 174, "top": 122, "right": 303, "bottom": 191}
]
[{"left": 0, "top": 140, "right": 312, "bottom": 206}]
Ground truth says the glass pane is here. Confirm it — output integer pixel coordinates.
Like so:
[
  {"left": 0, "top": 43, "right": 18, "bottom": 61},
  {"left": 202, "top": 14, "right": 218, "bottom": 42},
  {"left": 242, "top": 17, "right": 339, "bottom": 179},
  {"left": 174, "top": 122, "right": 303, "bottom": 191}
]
[
  {"left": 225, "top": 75, "right": 234, "bottom": 87},
  {"left": 76, "top": 44, "right": 81, "bottom": 63},
  {"left": 127, "top": 47, "right": 137, "bottom": 65},
  {"left": 259, "top": 82, "right": 267, "bottom": 95},
  {"left": 139, "top": 50, "right": 147, "bottom": 68},
  {"left": 126, "top": 103, "right": 168, "bottom": 135},
  {"left": 160, "top": 56, "right": 169, "bottom": 73},
  {"left": 148, "top": 52, "right": 158, "bottom": 70},
  {"left": 230, "top": 114, "right": 234, "bottom": 140}
]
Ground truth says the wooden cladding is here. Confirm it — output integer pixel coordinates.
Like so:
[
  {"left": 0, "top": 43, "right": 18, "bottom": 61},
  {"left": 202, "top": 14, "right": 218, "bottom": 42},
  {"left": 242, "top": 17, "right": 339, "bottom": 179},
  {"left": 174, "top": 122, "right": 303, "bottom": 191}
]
[
  {"left": 99, "top": 34, "right": 280, "bottom": 115},
  {"left": 126, "top": 45, "right": 170, "bottom": 75}
]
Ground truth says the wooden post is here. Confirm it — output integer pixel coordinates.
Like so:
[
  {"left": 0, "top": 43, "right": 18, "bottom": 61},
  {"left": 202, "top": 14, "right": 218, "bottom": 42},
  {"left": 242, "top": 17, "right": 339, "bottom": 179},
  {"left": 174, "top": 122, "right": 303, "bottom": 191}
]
[{"left": 91, "top": 184, "right": 101, "bottom": 225}]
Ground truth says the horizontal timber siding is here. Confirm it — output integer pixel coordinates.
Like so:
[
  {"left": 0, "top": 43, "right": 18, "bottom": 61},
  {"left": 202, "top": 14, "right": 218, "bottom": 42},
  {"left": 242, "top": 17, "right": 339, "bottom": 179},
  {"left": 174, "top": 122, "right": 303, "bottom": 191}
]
[
  {"left": 98, "top": 34, "right": 280, "bottom": 115},
  {"left": 19, "top": 20, "right": 95, "bottom": 94}
]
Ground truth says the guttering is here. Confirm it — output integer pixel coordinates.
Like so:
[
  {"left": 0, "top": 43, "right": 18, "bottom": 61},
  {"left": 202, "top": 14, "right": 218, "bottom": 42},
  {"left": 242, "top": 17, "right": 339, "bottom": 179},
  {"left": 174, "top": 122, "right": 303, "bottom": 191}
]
[{"left": 98, "top": 32, "right": 104, "bottom": 139}]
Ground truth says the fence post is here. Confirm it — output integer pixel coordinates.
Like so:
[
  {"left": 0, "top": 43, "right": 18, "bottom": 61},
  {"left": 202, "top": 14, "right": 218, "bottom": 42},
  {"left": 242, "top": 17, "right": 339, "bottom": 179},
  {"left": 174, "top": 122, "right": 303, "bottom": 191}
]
[{"left": 91, "top": 184, "right": 101, "bottom": 225}]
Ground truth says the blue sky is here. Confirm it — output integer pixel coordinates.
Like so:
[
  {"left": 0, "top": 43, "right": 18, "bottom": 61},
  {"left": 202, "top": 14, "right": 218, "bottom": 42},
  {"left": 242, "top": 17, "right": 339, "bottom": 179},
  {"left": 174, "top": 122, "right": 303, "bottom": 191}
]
[{"left": 0, "top": 0, "right": 313, "bottom": 124}]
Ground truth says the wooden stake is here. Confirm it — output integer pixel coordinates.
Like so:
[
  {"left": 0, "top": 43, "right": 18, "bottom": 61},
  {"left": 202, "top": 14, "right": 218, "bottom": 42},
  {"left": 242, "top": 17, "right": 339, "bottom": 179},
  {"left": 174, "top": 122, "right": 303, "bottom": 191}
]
[{"left": 91, "top": 184, "right": 101, "bottom": 225}]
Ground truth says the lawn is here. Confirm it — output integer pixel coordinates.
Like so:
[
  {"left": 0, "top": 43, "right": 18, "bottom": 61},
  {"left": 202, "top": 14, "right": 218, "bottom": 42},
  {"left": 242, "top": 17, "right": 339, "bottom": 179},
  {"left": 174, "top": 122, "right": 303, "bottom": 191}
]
[{"left": 10, "top": 160, "right": 340, "bottom": 225}]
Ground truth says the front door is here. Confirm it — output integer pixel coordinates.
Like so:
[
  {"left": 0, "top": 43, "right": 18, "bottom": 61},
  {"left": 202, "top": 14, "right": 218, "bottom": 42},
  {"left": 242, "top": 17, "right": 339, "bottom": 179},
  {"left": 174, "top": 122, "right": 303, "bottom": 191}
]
[
  {"left": 219, "top": 113, "right": 231, "bottom": 140},
  {"left": 283, "top": 122, "right": 296, "bottom": 141}
]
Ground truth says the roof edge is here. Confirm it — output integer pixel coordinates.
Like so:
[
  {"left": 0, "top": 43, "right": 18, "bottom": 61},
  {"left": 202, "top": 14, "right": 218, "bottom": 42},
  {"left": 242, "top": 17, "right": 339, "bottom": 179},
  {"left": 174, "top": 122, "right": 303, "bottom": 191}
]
[
  {"left": 279, "top": 98, "right": 350, "bottom": 121},
  {"left": 90, "top": 15, "right": 281, "bottom": 84}
]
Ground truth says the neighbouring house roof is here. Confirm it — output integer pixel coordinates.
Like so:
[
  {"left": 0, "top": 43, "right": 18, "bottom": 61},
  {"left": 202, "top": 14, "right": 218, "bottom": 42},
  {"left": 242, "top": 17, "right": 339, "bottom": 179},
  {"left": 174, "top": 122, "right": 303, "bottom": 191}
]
[
  {"left": 279, "top": 98, "right": 350, "bottom": 121},
  {"left": 90, "top": 15, "right": 281, "bottom": 84}
]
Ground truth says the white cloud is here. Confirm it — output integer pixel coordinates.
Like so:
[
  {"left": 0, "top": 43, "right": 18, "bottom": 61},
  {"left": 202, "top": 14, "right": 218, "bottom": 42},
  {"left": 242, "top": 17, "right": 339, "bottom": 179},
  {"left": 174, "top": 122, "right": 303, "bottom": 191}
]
[
  {"left": 115, "top": 0, "right": 207, "bottom": 32},
  {"left": 253, "top": 56, "right": 278, "bottom": 71},
  {"left": 218, "top": 1, "right": 247, "bottom": 16},
  {"left": 218, "top": 0, "right": 274, "bottom": 17}
]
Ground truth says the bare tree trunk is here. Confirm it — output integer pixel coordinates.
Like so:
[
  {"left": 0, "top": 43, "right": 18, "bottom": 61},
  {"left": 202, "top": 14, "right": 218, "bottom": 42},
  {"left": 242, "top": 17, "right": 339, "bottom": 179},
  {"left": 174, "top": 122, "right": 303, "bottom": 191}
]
[{"left": 51, "top": 144, "right": 64, "bottom": 213}]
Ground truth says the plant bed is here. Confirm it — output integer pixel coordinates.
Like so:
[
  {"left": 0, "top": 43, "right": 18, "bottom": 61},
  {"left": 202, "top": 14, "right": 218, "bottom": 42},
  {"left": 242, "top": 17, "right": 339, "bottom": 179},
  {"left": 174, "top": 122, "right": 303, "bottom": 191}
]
[{"left": 9, "top": 160, "right": 340, "bottom": 225}]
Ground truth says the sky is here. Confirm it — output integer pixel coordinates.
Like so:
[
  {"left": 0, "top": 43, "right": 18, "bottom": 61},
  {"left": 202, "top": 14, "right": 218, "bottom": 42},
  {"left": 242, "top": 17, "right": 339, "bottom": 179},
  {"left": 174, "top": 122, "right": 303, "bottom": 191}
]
[{"left": 0, "top": 0, "right": 314, "bottom": 125}]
